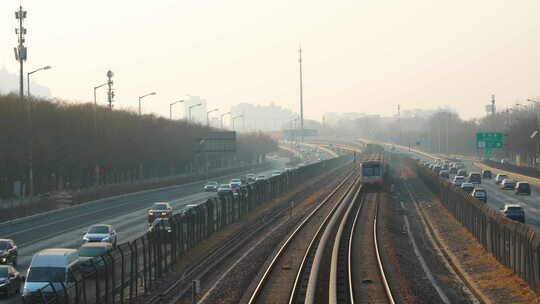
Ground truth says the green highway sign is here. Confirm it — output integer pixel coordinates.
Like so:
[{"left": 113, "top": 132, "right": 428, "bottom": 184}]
[{"left": 476, "top": 132, "right": 504, "bottom": 150}]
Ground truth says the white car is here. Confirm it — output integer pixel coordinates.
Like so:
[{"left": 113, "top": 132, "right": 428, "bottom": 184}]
[
  {"left": 230, "top": 179, "right": 242, "bottom": 190},
  {"left": 271, "top": 171, "right": 282, "bottom": 177},
  {"left": 83, "top": 224, "right": 117, "bottom": 246}
]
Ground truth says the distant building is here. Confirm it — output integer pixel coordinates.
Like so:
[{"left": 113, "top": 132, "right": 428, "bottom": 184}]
[
  {"left": 231, "top": 102, "right": 296, "bottom": 131},
  {"left": 184, "top": 95, "right": 207, "bottom": 124}
]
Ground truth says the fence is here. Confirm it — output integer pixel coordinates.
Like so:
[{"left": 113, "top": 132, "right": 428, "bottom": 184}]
[
  {"left": 415, "top": 160, "right": 540, "bottom": 294},
  {"left": 22, "top": 154, "right": 353, "bottom": 304},
  {"left": 482, "top": 159, "right": 540, "bottom": 179}
]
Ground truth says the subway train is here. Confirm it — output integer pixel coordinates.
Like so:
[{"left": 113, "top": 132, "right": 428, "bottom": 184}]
[{"left": 360, "top": 153, "right": 384, "bottom": 186}]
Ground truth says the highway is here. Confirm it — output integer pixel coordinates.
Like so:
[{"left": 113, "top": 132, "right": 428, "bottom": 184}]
[
  {"left": 397, "top": 148, "right": 540, "bottom": 233},
  {"left": 0, "top": 157, "right": 289, "bottom": 304}
]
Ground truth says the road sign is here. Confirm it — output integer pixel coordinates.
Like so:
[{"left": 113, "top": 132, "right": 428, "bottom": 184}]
[
  {"left": 476, "top": 132, "right": 504, "bottom": 150},
  {"left": 194, "top": 131, "right": 236, "bottom": 153},
  {"left": 484, "top": 149, "right": 493, "bottom": 157}
]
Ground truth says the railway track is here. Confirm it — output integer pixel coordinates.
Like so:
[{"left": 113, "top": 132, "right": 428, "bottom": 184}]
[
  {"left": 247, "top": 171, "right": 360, "bottom": 304},
  {"left": 303, "top": 189, "right": 394, "bottom": 304},
  {"left": 146, "top": 166, "right": 355, "bottom": 304},
  {"left": 248, "top": 181, "right": 397, "bottom": 304}
]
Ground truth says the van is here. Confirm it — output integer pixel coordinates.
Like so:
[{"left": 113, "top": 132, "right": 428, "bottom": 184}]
[{"left": 22, "top": 249, "right": 79, "bottom": 299}]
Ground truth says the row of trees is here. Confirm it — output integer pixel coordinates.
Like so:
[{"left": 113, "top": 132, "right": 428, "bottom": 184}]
[
  {"left": 0, "top": 94, "right": 278, "bottom": 198},
  {"left": 346, "top": 105, "right": 540, "bottom": 166}
]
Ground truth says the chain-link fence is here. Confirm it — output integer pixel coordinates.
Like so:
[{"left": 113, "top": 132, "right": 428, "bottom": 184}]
[
  {"left": 416, "top": 161, "right": 540, "bottom": 294},
  {"left": 22, "top": 155, "right": 353, "bottom": 304}
]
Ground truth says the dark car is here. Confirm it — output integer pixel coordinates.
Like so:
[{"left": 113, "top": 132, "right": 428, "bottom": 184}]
[
  {"left": 482, "top": 170, "right": 492, "bottom": 179},
  {"left": 78, "top": 242, "right": 112, "bottom": 273},
  {"left": 468, "top": 172, "right": 481, "bottom": 184},
  {"left": 502, "top": 204, "right": 525, "bottom": 223},
  {"left": 449, "top": 167, "right": 458, "bottom": 175},
  {"left": 148, "top": 202, "right": 173, "bottom": 222},
  {"left": 501, "top": 179, "right": 516, "bottom": 190},
  {"left": 148, "top": 218, "right": 172, "bottom": 233},
  {"left": 0, "top": 265, "right": 23, "bottom": 297},
  {"left": 439, "top": 170, "right": 450, "bottom": 179},
  {"left": 472, "top": 188, "right": 487, "bottom": 202},
  {"left": 0, "top": 239, "right": 17, "bottom": 266},
  {"left": 515, "top": 182, "right": 531, "bottom": 195}
]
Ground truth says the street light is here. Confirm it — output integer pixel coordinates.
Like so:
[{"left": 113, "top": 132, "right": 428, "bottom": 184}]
[
  {"left": 138, "top": 92, "right": 156, "bottom": 116},
  {"left": 26, "top": 65, "right": 51, "bottom": 198},
  {"left": 188, "top": 103, "right": 202, "bottom": 121},
  {"left": 232, "top": 114, "right": 244, "bottom": 130},
  {"left": 27, "top": 65, "right": 52, "bottom": 97},
  {"left": 220, "top": 112, "right": 231, "bottom": 129},
  {"left": 170, "top": 100, "right": 184, "bottom": 120},
  {"left": 206, "top": 108, "right": 219, "bottom": 126}
]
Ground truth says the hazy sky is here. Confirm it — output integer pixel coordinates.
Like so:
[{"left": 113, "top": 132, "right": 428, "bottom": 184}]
[{"left": 1, "top": 0, "right": 540, "bottom": 120}]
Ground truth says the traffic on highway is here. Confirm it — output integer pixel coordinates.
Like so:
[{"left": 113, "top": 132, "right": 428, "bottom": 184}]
[
  {"left": 0, "top": 143, "right": 337, "bottom": 302},
  {"left": 397, "top": 147, "right": 540, "bottom": 233},
  {"left": 0, "top": 157, "right": 296, "bottom": 302}
]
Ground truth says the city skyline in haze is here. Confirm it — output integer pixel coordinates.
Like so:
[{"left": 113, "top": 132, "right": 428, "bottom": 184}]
[{"left": 1, "top": 1, "right": 540, "bottom": 121}]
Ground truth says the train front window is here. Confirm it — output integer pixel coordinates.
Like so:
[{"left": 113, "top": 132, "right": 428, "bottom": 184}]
[{"left": 363, "top": 164, "right": 380, "bottom": 176}]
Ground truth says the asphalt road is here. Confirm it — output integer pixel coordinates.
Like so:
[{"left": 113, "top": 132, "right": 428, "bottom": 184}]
[
  {"left": 0, "top": 158, "right": 289, "bottom": 303},
  {"left": 396, "top": 148, "right": 540, "bottom": 233}
]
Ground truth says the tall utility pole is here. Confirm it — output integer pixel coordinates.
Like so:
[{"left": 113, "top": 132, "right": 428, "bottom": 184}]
[
  {"left": 397, "top": 104, "right": 401, "bottom": 145},
  {"left": 106, "top": 70, "right": 114, "bottom": 109},
  {"left": 15, "top": 5, "right": 27, "bottom": 102},
  {"left": 491, "top": 94, "right": 496, "bottom": 115},
  {"left": 298, "top": 46, "right": 304, "bottom": 142}
]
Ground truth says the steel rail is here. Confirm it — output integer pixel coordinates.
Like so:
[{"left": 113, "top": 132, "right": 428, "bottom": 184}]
[
  {"left": 247, "top": 170, "right": 357, "bottom": 304},
  {"left": 373, "top": 194, "right": 396, "bottom": 304},
  {"left": 296, "top": 176, "right": 360, "bottom": 304},
  {"left": 329, "top": 184, "right": 363, "bottom": 304}
]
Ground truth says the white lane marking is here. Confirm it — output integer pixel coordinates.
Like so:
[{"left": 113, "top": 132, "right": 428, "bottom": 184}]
[{"left": 402, "top": 215, "right": 451, "bottom": 304}]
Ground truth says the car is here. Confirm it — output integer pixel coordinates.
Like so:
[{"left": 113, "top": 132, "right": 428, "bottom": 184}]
[
  {"left": 501, "top": 204, "right": 525, "bottom": 223},
  {"left": 148, "top": 218, "right": 172, "bottom": 233},
  {"left": 217, "top": 184, "right": 233, "bottom": 195},
  {"left": 472, "top": 188, "right": 487, "bottom": 202},
  {"left": 439, "top": 170, "right": 450, "bottom": 179},
  {"left": 495, "top": 174, "right": 508, "bottom": 185},
  {"left": 449, "top": 167, "right": 458, "bottom": 175},
  {"left": 0, "top": 265, "right": 23, "bottom": 297},
  {"left": 500, "top": 179, "right": 516, "bottom": 190},
  {"left": 83, "top": 224, "right": 117, "bottom": 246},
  {"left": 468, "top": 172, "right": 481, "bottom": 184},
  {"left": 453, "top": 176, "right": 465, "bottom": 187},
  {"left": 515, "top": 182, "right": 531, "bottom": 195},
  {"left": 0, "top": 239, "right": 17, "bottom": 266},
  {"left": 230, "top": 179, "right": 242, "bottom": 191},
  {"left": 255, "top": 175, "right": 266, "bottom": 182},
  {"left": 461, "top": 183, "right": 474, "bottom": 193},
  {"left": 203, "top": 181, "right": 219, "bottom": 192},
  {"left": 77, "top": 242, "right": 112, "bottom": 273},
  {"left": 246, "top": 174, "right": 256, "bottom": 183},
  {"left": 457, "top": 169, "right": 467, "bottom": 177},
  {"left": 148, "top": 202, "right": 173, "bottom": 222},
  {"left": 271, "top": 171, "right": 282, "bottom": 177},
  {"left": 432, "top": 166, "right": 442, "bottom": 174},
  {"left": 482, "top": 170, "right": 492, "bottom": 179},
  {"left": 179, "top": 204, "right": 198, "bottom": 216}
]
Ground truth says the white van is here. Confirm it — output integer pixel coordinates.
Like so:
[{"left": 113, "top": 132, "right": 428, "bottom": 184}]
[{"left": 22, "top": 248, "right": 79, "bottom": 298}]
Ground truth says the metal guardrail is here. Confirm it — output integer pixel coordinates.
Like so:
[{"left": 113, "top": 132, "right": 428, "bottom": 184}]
[
  {"left": 22, "top": 154, "right": 353, "bottom": 304},
  {"left": 415, "top": 159, "right": 540, "bottom": 295}
]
